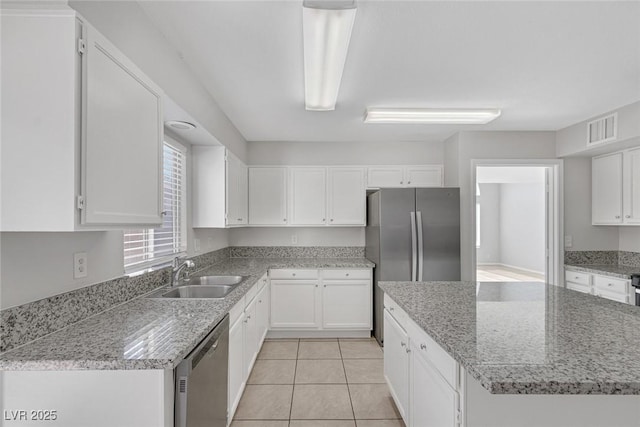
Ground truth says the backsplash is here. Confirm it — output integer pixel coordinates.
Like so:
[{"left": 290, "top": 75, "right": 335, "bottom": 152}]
[
  {"left": 0, "top": 246, "right": 368, "bottom": 354},
  {"left": 0, "top": 268, "right": 171, "bottom": 353},
  {"left": 0, "top": 247, "right": 229, "bottom": 354},
  {"left": 565, "top": 250, "right": 640, "bottom": 267},
  {"left": 230, "top": 246, "right": 365, "bottom": 258}
]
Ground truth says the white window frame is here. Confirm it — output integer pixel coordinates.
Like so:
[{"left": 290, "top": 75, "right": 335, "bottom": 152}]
[{"left": 124, "top": 136, "right": 187, "bottom": 273}]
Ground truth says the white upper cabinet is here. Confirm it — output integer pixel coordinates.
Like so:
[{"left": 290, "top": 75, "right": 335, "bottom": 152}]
[
  {"left": 248, "top": 166, "right": 365, "bottom": 227},
  {"left": 82, "top": 25, "right": 163, "bottom": 226},
  {"left": 623, "top": 147, "right": 640, "bottom": 224},
  {"left": 290, "top": 168, "right": 327, "bottom": 226},
  {"left": 404, "top": 166, "right": 443, "bottom": 187},
  {"left": 227, "top": 153, "right": 248, "bottom": 226},
  {"left": 367, "top": 165, "right": 443, "bottom": 188},
  {"left": 248, "top": 167, "right": 288, "bottom": 225},
  {"left": 367, "top": 167, "right": 405, "bottom": 188},
  {"left": 1, "top": 8, "right": 164, "bottom": 231},
  {"left": 592, "top": 149, "right": 640, "bottom": 226},
  {"left": 192, "top": 146, "right": 248, "bottom": 228},
  {"left": 328, "top": 168, "right": 366, "bottom": 225}
]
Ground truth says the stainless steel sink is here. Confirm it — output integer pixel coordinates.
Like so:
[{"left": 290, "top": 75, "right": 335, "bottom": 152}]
[
  {"left": 187, "top": 275, "right": 245, "bottom": 286},
  {"left": 161, "top": 285, "right": 237, "bottom": 299}
]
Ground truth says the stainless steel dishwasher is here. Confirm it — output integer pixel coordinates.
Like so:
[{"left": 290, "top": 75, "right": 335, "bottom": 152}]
[{"left": 175, "top": 315, "right": 229, "bottom": 427}]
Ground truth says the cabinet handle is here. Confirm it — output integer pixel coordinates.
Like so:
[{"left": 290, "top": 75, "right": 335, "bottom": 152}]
[
  {"left": 420, "top": 343, "right": 427, "bottom": 350},
  {"left": 322, "top": 218, "right": 326, "bottom": 222},
  {"left": 330, "top": 219, "right": 334, "bottom": 222},
  {"left": 608, "top": 283, "right": 613, "bottom": 287},
  {"left": 408, "top": 181, "right": 411, "bottom": 184},
  {"left": 283, "top": 218, "right": 287, "bottom": 222},
  {"left": 346, "top": 273, "right": 350, "bottom": 277},
  {"left": 389, "top": 307, "right": 395, "bottom": 311},
  {"left": 323, "top": 284, "right": 327, "bottom": 287},
  {"left": 258, "top": 299, "right": 262, "bottom": 303},
  {"left": 237, "top": 218, "right": 242, "bottom": 221},
  {"left": 400, "top": 181, "right": 404, "bottom": 184},
  {"left": 406, "top": 348, "right": 411, "bottom": 354},
  {"left": 400, "top": 341, "right": 406, "bottom": 347},
  {"left": 292, "top": 273, "right": 296, "bottom": 277},
  {"left": 615, "top": 215, "right": 621, "bottom": 219},
  {"left": 626, "top": 215, "right": 631, "bottom": 218},
  {"left": 575, "top": 276, "right": 580, "bottom": 280},
  {"left": 315, "top": 284, "right": 318, "bottom": 287}
]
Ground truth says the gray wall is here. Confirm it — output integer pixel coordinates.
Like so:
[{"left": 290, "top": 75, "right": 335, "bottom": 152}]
[
  {"left": 476, "top": 184, "right": 501, "bottom": 264},
  {"left": 499, "top": 183, "right": 546, "bottom": 273}
]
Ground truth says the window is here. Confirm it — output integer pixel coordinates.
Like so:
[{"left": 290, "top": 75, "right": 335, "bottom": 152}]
[{"left": 124, "top": 139, "right": 187, "bottom": 272}]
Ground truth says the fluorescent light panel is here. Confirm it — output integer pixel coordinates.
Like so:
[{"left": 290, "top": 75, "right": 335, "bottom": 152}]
[
  {"left": 303, "top": 5, "right": 357, "bottom": 111},
  {"left": 364, "top": 108, "right": 502, "bottom": 124}
]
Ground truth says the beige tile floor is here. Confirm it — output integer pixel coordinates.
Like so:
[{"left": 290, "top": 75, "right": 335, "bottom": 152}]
[{"left": 231, "top": 338, "right": 405, "bottom": 427}]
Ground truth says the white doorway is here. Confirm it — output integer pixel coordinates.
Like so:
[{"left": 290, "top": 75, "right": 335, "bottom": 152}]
[{"left": 472, "top": 161, "right": 563, "bottom": 285}]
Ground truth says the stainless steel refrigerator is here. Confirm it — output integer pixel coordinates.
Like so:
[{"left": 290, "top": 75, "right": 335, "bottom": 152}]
[{"left": 366, "top": 188, "right": 461, "bottom": 344}]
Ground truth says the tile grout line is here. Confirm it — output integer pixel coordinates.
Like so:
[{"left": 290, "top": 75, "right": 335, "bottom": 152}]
[
  {"left": 339, "top": 339, "right": 358, "bottom": 424},
  {"left": 288, "top": 338, "right": 300, "bottom": 424}
]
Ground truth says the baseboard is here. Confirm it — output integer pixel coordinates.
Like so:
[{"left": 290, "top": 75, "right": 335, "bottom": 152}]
[
  {"left": 266, "top": 330, "right": 372, "bottom": 339},
  {"left": 478, "top": 263, "right": 544, "bottom": 276}
]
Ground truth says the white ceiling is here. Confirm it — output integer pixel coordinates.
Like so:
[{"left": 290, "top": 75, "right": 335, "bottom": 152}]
[{"left": 138, "top": 0, "right": 640, "bottom": 143}]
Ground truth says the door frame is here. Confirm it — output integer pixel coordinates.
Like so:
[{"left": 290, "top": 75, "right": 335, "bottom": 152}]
[{"left": 470, "top": 159, "right": 564, "bottom": 286}]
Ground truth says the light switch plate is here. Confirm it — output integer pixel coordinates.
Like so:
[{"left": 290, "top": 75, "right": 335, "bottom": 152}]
[
  {"left": 74, "top": 252, "right": 87, "bottom": 279},
  {"left": 291, "top": 235, "right": 298, "bottom": 245},
  {"left": 564, "top": 235, "right": 573, "bottom": 248}
]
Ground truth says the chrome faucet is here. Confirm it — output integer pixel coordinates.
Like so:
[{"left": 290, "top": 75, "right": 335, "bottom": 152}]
[{"left": 172, "top": 257, "right": 195, "bottom": 286}]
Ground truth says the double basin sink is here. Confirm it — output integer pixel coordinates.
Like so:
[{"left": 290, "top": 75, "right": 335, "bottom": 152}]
[{"left": 149, "top": 275, "right": 247, "bottom": 299}]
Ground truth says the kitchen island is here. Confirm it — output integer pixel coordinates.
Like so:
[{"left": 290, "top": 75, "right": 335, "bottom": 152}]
[{"left": 379, "top": 280, "right": 640, "bottom": 427}]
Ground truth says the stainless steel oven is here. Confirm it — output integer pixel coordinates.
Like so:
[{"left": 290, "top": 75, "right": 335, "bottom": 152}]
[
  {"left": 632, "top": 274, "right": 640, "bottom": 306},
  {"left": 175, "top": 315, "right": 229, "bottom": 427}
]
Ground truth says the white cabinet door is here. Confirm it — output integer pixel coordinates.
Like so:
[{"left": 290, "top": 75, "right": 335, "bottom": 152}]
[
  {"left": 226, "top": 153, "right": 248, "bottom": 226},
  {"left": 322, "top": 280, "right": 371, "bottom": 329},
  {"left": 270, "top": 280, "right": 320, "bottom": 328},
  {"left": 404, "top": 166, "right": 443, "bottom": 187},
  {"left": 368, "top": 167, "right": 405, "bottom": 188},
  {"left": 410, "top": 342, "right": 459, "bottom": 427},
  {"left": 228, "top": 316, "right": 244, "bottom": 420},
  {"left": 383, "top": 309, "right": 410, "bottom": 423},
  {"left": 243, "top": 298, "right": 258, "bottom": 378},
  {"left": 592, "top": 153, "right": 623, "bottom": 225},
  {"left": 623, "top": 147, "right": 640, "bottom": 224},
  {"left": 249, "top": 167, "right": 288, "bottom": 225},
  {"left": 256, "top": 282, "right": 270, "bottom": 347},
  {"left": 290, "top": 167, "right": 327, "bottom": 225},
  {"left": 82, "top": 25, "right": 163, "bottom": 226},
  {"left": 328, "top": 167, "right": 366, "bottom": 225}
]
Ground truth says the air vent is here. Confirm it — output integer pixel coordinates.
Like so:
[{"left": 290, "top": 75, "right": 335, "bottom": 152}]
[
  {"left": 587, "top": 113, "right": 617, "bottom": 146},
  {"left": 179, "top": 378, "right": 188, "bottom": 394}
]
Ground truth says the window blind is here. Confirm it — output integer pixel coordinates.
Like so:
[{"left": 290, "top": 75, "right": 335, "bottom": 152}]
[{"left": 124, "top": 141, "right": 187, "bottom": 272}]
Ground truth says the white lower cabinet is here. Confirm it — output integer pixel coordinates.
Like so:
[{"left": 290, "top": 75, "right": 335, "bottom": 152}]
[
  {"left": 228, "top": 312, "right": 245, "bottom": 420},
  {"left": 383, "top": 309, "right": 410, "bottom": 424},
  {"left": 256, "top": 278, "right": 270, "bottom": 345},
  {"left": 322, "top": 279, "right": 371, "bottom": 328},
  {"left": 243, "top": 297, "right": 258, "bottom": 378},
  {"left": 565, "top": 268, "right": 631, "bottom": 304},
  {"left": 270, "top": 279, "right": 320, "bottom": 328},
  {"left": 410, "top": 340, "right": 460, "bottom": 427},
  {"left": 270, "top": 269, "right": 372, "bottom": 332}
]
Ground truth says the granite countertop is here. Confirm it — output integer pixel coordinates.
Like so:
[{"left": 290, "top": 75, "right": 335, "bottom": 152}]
[
  {"left": 379, "top": 280, "right": 640, "bottom": 395},
  {"left": 0, "top": 257, "right": 373, "bottom": 371},
  {"left": 565, "top": 264, "right": 639, "bottom": 279}
]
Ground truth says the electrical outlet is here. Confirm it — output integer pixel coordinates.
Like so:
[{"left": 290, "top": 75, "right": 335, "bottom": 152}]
[
  {"left": 291, "top": 234, "right": 298, "bottom": 245},
  {"left": 564, "top": 235, "right": 573, "bottom": 248},
  {"left": 74, "top": 252, "right": 87, "bottom": 279},
  {"left": 194, "top": 238, "right": 201, "bottom": 252}
]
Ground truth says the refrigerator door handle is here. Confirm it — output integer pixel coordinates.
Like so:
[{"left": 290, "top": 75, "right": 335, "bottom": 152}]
[
  {"left": 410, "top": 211, "right": 417, "bottom": 281},
  {"left": 417, "top": 211, "right": 424, "bottom": 281}
]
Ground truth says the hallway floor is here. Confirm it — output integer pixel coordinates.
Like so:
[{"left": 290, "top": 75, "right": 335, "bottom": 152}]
[
  {"left": 231, "top": 338, "right": 404, "bottom": 427},
  {"left": 477, "top": 264, "right": 545, "bottom": 282}
]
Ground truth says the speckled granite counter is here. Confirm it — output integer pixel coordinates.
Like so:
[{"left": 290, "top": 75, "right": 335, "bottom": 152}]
[
  {"left": 0, "top": 257, "right": 373, "bottom": 371},
  {"left": 379, "top": 281, "right": 640, "bottom": 394},
  {"left": 565, "top": 264, "right": 639, "bottom": 279}
]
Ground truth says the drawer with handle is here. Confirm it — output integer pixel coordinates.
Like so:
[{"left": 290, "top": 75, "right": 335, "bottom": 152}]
[
  {"left": 269, "top": 269, "right": 318, "bottom": 280},
  {"left": 593, "top": 274, "right": 629, "bottom": 295},
  {"left": 323, "top": 269, "right": 371, "bottom": 280},
  {"left": 565, "top": 270, "right": 591, "bottom": 286}
]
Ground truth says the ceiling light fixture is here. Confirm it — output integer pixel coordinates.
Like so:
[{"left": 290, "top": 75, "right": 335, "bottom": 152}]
[
  {"left": 165, "top": 120, "right": 196, "bottom": 131},
  {"left": 364, "top": 108, "right": 502, "bottom": 124},
  {"left": 303, "top": 1, "right": 357, "bottom": 111}
]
